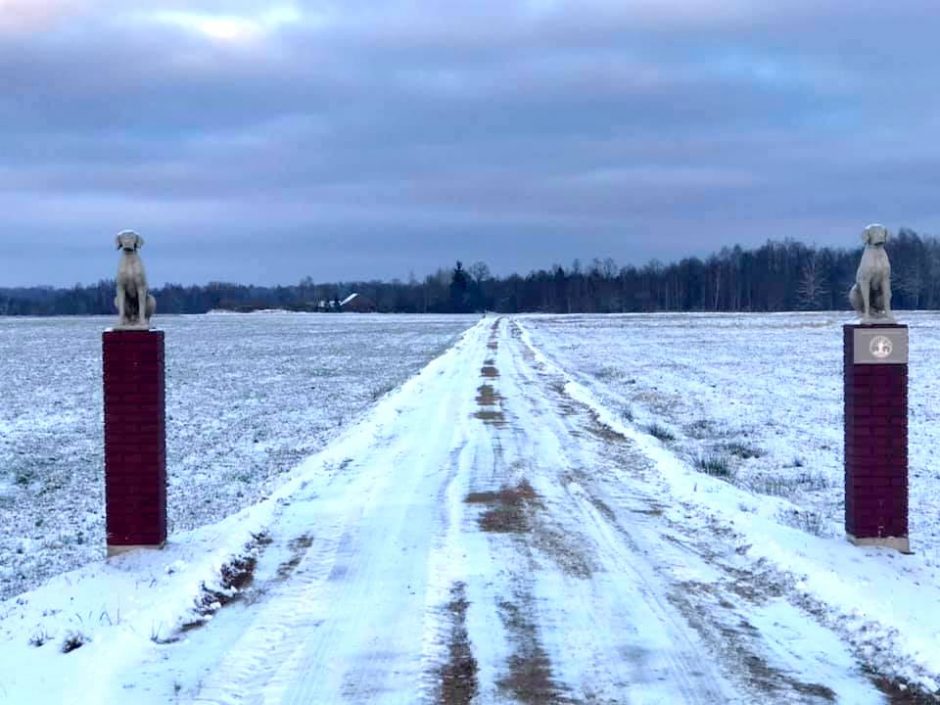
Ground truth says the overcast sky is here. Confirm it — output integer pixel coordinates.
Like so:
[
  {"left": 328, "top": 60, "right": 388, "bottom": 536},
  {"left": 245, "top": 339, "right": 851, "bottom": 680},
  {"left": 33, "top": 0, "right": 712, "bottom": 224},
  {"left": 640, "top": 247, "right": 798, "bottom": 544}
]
[{"left": 1, "top": 1, "right": 939, "bottom": 286}]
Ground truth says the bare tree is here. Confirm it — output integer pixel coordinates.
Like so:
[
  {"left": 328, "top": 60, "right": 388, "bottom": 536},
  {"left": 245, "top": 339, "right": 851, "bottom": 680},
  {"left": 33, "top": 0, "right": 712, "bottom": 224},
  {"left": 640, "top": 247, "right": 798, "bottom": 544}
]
[
  {"left": 893, "top": 265, "right": 923, "bottom": 308},
  {"left": 467, "top": 261, "right": 491, "bottom": 283},
  {"left": 796, "top": 256, "right": 829, "bottom": 309}
]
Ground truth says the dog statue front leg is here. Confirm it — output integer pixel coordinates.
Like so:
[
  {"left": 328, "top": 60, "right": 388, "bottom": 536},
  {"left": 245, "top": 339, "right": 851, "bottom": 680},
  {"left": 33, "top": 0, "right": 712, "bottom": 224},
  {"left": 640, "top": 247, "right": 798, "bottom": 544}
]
[
  {"left": 136, "top": 285, "right": 149, "bottom": 327},
  {"left": 882, "top": 276, "right": 894, "bottom": 320},
  {"left": 859, "top": 277, "right": 872, "bottom": 321},
  {"left": 116, "top": 287, "right": 127, "bottom": 326}
]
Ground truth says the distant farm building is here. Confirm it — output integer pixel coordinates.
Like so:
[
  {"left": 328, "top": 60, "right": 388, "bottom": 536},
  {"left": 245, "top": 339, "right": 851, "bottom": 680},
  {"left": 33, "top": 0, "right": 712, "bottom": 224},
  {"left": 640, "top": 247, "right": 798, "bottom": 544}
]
[{"left": 340, "top": 293, "right": 376, "bottom": 313}]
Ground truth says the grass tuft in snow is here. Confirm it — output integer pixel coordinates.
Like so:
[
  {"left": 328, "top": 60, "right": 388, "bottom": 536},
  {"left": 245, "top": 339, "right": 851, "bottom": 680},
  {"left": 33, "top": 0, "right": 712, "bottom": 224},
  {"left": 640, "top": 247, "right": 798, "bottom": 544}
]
[
  {"left": 150, "top": 624, "right": 182, "bottom": 646},
  {"left": 370, "top": 381, "right": 397, "bottom": 401},
  {"left": 28, "top": 629, "right": 51, "bottom": 648},
  {"left": 694, "top": 453, "right": 733, "bottom": 478},
  {"left": 749, "top": 475, "right": 798, "bottom": 497},
  {"left": 13, "top": 467, "right": 35, "bottom": 487},
  {"left": 60, "top": 631, "right": 89, "bottom": 654},
  {"left": 183, "top": 544, "right": 264, "bottom": 633},
  {"left": 686, "top": 418, "right": 719, "bottom": 440},
  {"left": 724, "top": 441, "right": 764, "bottom": 459},
  {"left": 749, "top": 472, "right": 831, "bottom": 498},
  {"left": 778, "top": 508, "right": 828, "bottom": 537},
  {"left": 593, "top": 366, "right": 622, "bottom": 381},
  {"left": 646, "top": 423, "right": 676, "bottom": 442}
]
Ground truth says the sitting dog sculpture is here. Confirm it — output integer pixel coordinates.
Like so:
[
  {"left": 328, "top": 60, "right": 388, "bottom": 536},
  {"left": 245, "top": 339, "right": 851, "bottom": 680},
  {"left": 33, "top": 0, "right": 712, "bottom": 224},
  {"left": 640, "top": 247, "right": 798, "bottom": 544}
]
[
  {"left": 114, "top": 230, "right": 156, "bottom": 328},
  {"left": 849, "top": 223, "right": 894, "bottom": 322}
]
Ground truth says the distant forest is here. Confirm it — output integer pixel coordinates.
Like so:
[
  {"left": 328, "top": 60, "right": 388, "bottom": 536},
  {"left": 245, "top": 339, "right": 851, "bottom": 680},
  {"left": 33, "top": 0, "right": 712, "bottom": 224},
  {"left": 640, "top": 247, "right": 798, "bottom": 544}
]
[{"left": 3, "top": 229, "right": 939, "bottom": 315}]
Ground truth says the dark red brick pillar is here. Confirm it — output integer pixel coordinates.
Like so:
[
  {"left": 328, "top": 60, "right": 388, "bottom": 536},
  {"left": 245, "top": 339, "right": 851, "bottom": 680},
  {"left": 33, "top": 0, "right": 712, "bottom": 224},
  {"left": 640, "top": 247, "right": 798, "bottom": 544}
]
[
  {"left": 103, "top": 329, "right": 167, "bottom": 555},
  {"left": 844, "top": 324, "right": 909, "bottom": 553}
]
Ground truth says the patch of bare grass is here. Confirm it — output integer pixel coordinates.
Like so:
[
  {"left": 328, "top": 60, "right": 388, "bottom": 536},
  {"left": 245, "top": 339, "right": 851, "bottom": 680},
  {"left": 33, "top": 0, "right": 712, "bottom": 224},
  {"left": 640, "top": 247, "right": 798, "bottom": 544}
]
[
  {"left": 473, "top": 410, "right": 507, "bottom": 426},
  {"left": 587, "top": 418, "right": 624, "bottom": 443},
  {"left": 437, "top": 582, "right": 479, "bottom": 705},
  {"left": 466, "top": 479, "right": 538, "bottom": 506},
  {"left": 646, "top": 422, "right": 676, "bottom": 442},
  {"left": 466, "top": 480, "right": 539, "bottom": 533},
  {"left": 188, "top": 556, "right": 258, "bottom": 624},
  {"left": 181, "top": 534, "right": 268, "bottom": 631},
  {"left": 277, "top": 533, "right": 314, "bottom": 580},
  {"left": 750, "top": 472, "right": 831, "bottom": 499},
  {"left": 740, "top": 652, "right": 836, "bottom": 702},
  {"left": 60, "top": 631, "right": 89, "bottom": 654},
  {"left": 532, "top": 528, "right": 595, "bottom": 579},
  {"left": 694, "top": 453, "right": 734, "bottom": 478},
  {"left": 866, "top": 671, "right": 940, "bottom": 704},
  {"left": 724, "top": 441, "right": 764, "bottom": 460},
  {"left": 476, "top": 384, "right": 501, "bottom": 406},
  {"left": 496, "top": 600, "right": 571, "bottom": 704},
  {"left": 778, "top": 508, "right": 828, "bottom": 537}
]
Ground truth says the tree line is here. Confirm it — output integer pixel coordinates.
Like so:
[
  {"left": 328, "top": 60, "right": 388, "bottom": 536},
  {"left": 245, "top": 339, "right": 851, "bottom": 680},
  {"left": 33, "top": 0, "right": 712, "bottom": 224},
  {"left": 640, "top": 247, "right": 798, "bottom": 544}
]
[{"left": 2, "top": 228, "right": 939, "bottom": 316}]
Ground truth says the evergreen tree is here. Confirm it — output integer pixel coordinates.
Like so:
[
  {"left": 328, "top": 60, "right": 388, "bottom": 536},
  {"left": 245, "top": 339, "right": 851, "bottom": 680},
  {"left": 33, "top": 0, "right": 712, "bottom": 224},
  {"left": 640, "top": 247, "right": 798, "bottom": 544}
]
[{"left": 449, "top": 261, "right": 470, "bottom": 312}]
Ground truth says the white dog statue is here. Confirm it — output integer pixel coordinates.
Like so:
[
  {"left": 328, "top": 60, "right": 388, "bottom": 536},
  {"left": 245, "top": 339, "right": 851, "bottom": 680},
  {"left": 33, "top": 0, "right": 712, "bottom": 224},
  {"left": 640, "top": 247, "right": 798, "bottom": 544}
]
[
  {"left": 114, "top": 230, "right": 156, "bottom": 328},
  {"left": 849, "top": 223, "right": 894, "bottom": 323}
]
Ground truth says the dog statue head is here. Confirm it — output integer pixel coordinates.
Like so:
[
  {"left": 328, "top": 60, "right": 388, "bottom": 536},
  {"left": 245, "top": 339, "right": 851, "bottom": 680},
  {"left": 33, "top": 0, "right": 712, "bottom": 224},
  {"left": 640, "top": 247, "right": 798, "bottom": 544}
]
[
  {"left": 862, "top": 223, "right": 889, "bottom": 248},
  {"left": 115, "top": 229, "right": 144, "bottom": 253}
]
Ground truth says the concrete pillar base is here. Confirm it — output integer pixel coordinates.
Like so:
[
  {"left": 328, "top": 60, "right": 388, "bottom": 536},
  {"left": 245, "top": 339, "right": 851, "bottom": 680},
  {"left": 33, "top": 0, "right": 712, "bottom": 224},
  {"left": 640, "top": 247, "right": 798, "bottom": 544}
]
[
  {"left": 847, "top": 534, "right": 912, "bottom": 555},
  {"left": 107, "top": 542, "right": 167, "bottom": 558}
]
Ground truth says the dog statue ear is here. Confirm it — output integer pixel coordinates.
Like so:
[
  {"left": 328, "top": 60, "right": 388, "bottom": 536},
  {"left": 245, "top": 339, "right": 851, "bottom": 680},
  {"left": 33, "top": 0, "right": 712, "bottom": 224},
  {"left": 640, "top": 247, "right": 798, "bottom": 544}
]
[
  {"left": 115, "top": 235, "right": 122, "bottom": 249},
  {"left": 135, "top": 234, "right": 145, "bottom": 249},
  {"left": 861, "top": 228, "right": 871, "bottom": 245}
]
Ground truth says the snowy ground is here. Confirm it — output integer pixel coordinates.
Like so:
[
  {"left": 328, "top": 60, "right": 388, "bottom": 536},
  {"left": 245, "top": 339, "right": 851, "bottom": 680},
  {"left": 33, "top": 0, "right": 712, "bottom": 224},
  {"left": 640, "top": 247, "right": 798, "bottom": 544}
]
[
  {"left": 3, "top": 314, "right": 938, "bottom": 704},
  {"left": 0, "top": 313, "right": 474, "bottom": 600},
  {"left": 521, "top": 312, "right": 940, "bottom": 549}
]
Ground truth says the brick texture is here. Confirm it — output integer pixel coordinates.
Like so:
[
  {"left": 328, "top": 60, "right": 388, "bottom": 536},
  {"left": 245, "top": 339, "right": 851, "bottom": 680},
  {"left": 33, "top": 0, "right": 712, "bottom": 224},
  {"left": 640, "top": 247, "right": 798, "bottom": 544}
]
[
  {"left": 103, "top": 330, "right": 167, "bottom": 547},
  {"left": 844, "top": 324, "right": 908, "bottom": 540}
]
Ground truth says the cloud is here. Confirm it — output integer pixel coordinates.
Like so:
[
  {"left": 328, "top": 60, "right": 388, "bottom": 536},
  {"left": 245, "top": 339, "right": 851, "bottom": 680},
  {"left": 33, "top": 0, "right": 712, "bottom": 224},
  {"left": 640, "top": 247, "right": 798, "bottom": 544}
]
[
  {"left": 1, "top": 1, "right": 940, "bottom": 285},
  {"left": 0, "top": 0, "right": 87, "bottom": 34},
  {"left": 141, "top": 6, "right": 304, "bottom": 44}
]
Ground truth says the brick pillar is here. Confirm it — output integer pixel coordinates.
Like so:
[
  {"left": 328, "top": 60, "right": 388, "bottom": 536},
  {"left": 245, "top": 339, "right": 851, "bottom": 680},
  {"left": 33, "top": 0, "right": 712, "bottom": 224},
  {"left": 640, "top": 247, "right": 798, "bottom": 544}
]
[
  {"left": 103, "top": 329, "right": 167, "bottom": 555},
  {"left": 844, "top": 324, "right": 909, "bottom": 553}
]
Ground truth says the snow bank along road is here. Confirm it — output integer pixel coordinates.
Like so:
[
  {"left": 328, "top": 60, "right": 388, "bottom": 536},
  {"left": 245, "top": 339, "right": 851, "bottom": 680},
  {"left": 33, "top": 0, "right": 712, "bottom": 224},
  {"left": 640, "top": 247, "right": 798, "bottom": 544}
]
[{"left": 99, "top": 318, "right": 891, "bottom": 703}]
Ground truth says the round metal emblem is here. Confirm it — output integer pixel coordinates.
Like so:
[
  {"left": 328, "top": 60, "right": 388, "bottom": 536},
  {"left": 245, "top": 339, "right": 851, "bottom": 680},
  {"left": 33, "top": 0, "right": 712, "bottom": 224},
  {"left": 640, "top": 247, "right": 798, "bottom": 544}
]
[{"left": 869, "top": 335, "right": 893, "bottom": 359}]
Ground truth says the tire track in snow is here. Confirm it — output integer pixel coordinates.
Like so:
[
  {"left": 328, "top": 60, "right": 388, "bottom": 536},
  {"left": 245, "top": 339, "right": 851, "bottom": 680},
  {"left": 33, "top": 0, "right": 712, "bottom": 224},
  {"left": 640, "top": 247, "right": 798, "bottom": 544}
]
[
  {"left": 179, "top": 320, "right": 490, "bottom": 705},
  {"left": 472, "top": 318, "right": 732, "bottom": 704},
  {"left": 167, "top": 313, "right": 885, "bottom": 705},
  {"left": 462, "top": 318, "right": 577, "bottom": 703},
  {"left": 507, "top": 318, "right": 885, "bottom": 705}
]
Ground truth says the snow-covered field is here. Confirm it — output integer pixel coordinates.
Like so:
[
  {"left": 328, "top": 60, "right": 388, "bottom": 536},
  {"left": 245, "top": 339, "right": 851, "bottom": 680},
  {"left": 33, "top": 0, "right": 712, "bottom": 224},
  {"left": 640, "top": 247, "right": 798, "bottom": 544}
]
[
  {"left": 0, "top": 313, "right": 475, "bottom": 600},
  {"left": 521, "top": 312, "right": 940, "bottom": 549},
  {"left": 3, "top": 312, "right": 940, "bottom": 704},
  {"left": 520, "top": 311, "right": 940, "bottom": 695}
]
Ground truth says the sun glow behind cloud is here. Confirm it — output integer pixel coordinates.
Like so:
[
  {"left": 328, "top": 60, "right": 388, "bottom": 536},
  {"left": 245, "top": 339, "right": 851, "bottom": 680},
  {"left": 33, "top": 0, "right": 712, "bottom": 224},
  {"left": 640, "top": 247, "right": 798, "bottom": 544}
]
[{"left": 148, "top": 6, "right": 302, "bottom": 44}]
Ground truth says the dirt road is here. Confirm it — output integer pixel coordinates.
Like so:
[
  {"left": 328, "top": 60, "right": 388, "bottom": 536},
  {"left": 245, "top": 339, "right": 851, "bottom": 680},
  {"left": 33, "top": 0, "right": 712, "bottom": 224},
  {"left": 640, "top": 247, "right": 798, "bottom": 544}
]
[{"left": 144, "top": 318, "right": 884, "bottom": 704}]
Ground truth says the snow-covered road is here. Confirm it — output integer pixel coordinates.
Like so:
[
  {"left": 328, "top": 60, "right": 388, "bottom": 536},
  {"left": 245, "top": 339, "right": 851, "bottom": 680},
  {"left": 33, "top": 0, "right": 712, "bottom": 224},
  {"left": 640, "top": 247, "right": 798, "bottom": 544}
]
[{"left": 116, "top": 318, "right": 885, "bottom": 704}]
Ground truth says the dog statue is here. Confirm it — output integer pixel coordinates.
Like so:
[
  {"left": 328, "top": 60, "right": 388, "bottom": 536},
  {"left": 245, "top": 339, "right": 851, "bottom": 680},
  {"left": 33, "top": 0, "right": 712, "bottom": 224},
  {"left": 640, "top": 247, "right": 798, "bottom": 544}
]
[
  {"left": 114, "top": 230, "right": 156, "bottom": 328},
  {"left": 849, "top": 223, "right": 894, "bottom": 322}
]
